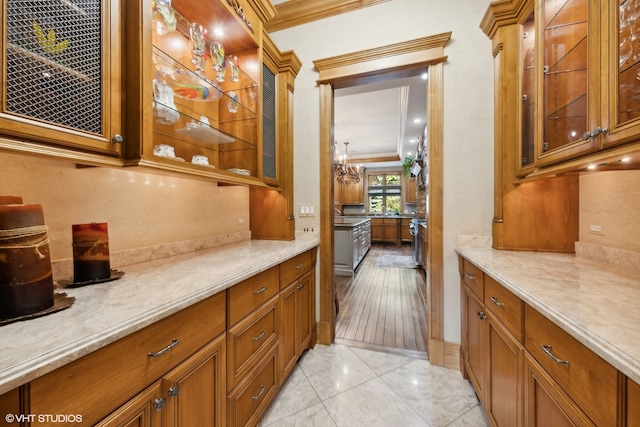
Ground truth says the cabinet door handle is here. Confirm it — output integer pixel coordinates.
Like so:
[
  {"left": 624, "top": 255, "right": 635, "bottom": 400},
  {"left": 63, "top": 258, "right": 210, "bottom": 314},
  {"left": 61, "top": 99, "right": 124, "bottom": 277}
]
[
  {"left": 465, "top": 273, "right": 475, "bottom": 280},
  {"left": 168, "top": 385, "right": 180, "bottom": 398},
  {"left": 148, "top": 338, "right": 179, "bottom": 357},
  {"left": 252, "top": 329, "right": 265, "bottom": 341},
  {"left": 476, "top": 310, "right": 486, "bottom": 320},
  {"left": 297, "top": 283, "right": 305, "bottom": 291},
  {"left": 253, "top": 286, "right": 267, "bottom": 295},
  {"left": 582, "top": 126, "right": 609, "bottom": 140},
  {"left": 490, "top": 296, "right": 505, "bottom": 307},
  {"left": 540, "top": 344, "right": 570, "bottom": 366},
  {"left": 153, "top": 398, "right": 166, "bottom": 410},
  {"left": 111, "top": 134, "right": 123, "bottom": 144},
  {"left": 296, "top": 263, "right": 304, "bottom": 269},
  {"left": 252, "top": 385, "right": 266, "bottom": 400}
]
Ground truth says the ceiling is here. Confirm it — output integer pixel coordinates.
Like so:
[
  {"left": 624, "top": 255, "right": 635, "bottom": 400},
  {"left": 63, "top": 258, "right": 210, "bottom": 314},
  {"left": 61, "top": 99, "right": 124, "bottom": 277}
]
[
  {"left": 269, "top": 0, "right": 428, "bottom": 170},
  {"left": 334, "top": 74, "right": 428, "bottom": 169}
]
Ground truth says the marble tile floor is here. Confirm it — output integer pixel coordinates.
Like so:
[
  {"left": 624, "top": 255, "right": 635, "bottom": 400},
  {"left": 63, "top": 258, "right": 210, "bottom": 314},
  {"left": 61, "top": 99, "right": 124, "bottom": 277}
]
[{"left": 259, "top": 344, "right": 490, "bottom": 427}]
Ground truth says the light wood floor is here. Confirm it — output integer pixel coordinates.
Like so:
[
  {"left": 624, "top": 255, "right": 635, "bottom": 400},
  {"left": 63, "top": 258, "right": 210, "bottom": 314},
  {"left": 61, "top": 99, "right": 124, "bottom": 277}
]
[{"left": 335, "top": 243, "right": 429, "bottom": 359}]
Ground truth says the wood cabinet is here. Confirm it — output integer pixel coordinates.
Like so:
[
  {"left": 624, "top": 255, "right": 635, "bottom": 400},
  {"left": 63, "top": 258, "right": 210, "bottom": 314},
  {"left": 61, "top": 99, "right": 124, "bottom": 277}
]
[
  {"left": 0, "top": 248, "right": 318, "bottom": 427},
  {"left": 481, "top": 0, "right": 579, "bottom": 252},
  {"left": 95, "top": 382, "right": 164, "bottom": 427},
  {"left": 372, "top": 218, "right": 401, "bottom": 244},
  {"left": 249, "top": 32, "right": 301, "bottom": 240},
  {"left": 405, "top": 177, "right": 417, "bottom": 203},
  {"left": 279, "top": 249, "right": 316, "bottom": 380},
  {"left": 459, "top": 253, "right": 634, "bottom": 427},
  {"left": 524, "top": 304, "right": 618, "bottom": 427},
  {"left": 340, "top": 179, "right": 365, "bottom": 204},
  {"left": 28, "top": 291, "right": 226, "bottom": 426},
  {"left": 523, "top": 353, "right": 595, "bottom": 426},
  {"left": 482, "top": 0, "right": 640, "bottom": 181},
  {"left": 0, "top": 0, "right": 124, "bottom": 156},
  {"left": 400, "top": 218, "right": 412, "bottom": 243},
  {"left": 628, "top": 377, "right": 640, "bottom": 426}
]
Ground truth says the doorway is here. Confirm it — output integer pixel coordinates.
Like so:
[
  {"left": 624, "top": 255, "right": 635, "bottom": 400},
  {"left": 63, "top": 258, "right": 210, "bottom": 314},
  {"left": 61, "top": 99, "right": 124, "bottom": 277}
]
[{"left": 313, "top": 32, "right": 451, "bottom": 366}]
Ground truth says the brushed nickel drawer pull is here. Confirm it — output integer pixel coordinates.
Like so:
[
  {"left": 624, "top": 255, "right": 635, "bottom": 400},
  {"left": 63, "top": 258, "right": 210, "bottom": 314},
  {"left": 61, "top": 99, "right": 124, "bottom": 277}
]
[
  {"left": 541, "top": 345, "right": 570, "bottom": 366},
  {"left": 465, "top": 273, "right": 475, "bottom": 280},
  {"left": 168, "top": 385, "right": 180, "bottom": 398},
  {"left": 254, "top": 286, "right": 267, "bottom": 295},
  {"left": 252, "top": 330, "right": 265, "bottom": 341},
  {"left": 296, "top": 263, "right": 304, "bottom": 269},
  {"left": 490, "top": 296, "right": 505, "bottom": 307},
  {"left": 148, "top": 338, "right": 179, "bottom": 357},
  {"left": 476, "top": 310, "right": 486, "bottom": 320},
  {"left": 297, "top": 283, "right": 304, "bottom": 291},
  {"left": 252, "top": 385, "right": 266, "bottom": 400}
]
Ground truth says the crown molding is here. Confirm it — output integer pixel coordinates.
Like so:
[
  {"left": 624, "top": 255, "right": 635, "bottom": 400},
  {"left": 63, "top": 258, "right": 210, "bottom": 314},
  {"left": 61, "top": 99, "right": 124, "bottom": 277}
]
[{"left": 265, "top": 0, "right": 390, "bottom": 32}]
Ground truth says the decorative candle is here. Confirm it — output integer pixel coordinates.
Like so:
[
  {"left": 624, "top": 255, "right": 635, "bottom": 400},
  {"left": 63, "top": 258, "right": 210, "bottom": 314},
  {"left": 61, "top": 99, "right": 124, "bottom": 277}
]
[
  {"left": 0, "top": 195, "right": 23, "bottom": 205},
  {"left": 72, "top": 223, "right": 111, "bottom": 283},
  {"left": 0, "top": 203, "right": 54, "bottom": 319}
]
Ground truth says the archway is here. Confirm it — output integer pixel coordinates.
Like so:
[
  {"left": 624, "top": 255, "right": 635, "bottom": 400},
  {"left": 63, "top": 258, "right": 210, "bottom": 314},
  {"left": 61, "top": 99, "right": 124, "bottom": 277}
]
[{"left": 313, "top": 32, "right": 450, "bottom": 365}]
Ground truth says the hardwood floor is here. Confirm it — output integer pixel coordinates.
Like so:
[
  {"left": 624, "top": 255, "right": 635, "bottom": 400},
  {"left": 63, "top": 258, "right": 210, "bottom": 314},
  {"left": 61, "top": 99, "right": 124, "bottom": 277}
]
[{"left": 335, "top": 243, "right": 429, "bottom": 359}]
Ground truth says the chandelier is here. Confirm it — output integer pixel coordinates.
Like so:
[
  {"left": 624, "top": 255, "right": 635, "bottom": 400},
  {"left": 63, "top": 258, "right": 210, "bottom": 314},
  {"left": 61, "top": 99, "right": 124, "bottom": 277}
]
[{"left": 334, "top": 141, "right": 363, "bottom": 184}]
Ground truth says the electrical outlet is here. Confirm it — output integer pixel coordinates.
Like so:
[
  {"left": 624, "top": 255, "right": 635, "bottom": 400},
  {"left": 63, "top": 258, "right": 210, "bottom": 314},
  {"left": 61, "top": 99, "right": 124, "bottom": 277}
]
[{"left": 588, "top": 224, "right": 604, "bottom": 235}]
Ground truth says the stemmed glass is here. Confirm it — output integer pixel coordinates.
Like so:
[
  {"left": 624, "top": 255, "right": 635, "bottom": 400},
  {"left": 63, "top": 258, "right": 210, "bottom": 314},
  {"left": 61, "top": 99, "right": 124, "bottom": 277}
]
[
  {"left": 152, "top": 0, "right": 176, "bottom": 35},
  {"left": 189, "top": 23, "right": 207, "bottom": 76},
  {"left": 228, "top": 55, "right": 240, "bottom": 82},
  {"left": 210, "top": 42, "right": 226, "bottom": 82}
]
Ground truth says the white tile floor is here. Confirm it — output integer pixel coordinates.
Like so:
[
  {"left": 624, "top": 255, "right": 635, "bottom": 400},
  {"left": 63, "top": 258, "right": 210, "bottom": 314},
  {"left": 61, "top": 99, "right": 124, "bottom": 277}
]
[{"left": 259, "top": 344, "right": 490, "bottom": 427}]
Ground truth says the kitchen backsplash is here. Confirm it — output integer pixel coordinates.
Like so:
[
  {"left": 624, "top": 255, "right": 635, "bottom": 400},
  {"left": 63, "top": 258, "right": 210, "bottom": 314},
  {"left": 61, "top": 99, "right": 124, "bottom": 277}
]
[{"left": 0, "top": 151, "right": 251, "bottom": 264}]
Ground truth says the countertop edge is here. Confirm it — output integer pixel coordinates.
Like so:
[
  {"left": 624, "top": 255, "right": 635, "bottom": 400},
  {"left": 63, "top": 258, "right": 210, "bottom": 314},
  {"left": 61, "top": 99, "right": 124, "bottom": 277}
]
[
  {"left": 0, "top": 238, "right": 319, "bottom": 395},
  {"left": 456, "top": 247, "right": 640, "bottom": 385}
]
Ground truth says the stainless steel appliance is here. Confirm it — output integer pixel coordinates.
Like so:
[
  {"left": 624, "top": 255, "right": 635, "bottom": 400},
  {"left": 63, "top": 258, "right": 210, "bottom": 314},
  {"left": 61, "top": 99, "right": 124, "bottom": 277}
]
[{"left": 409, "top": 218, "right": 426, "bottom": 266}]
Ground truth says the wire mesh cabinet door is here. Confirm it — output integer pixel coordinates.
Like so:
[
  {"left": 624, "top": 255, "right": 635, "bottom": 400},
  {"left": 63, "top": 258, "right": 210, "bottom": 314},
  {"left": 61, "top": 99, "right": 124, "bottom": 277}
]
[{"left": 1, "top": 0, "right": 123, "bottom": 156}]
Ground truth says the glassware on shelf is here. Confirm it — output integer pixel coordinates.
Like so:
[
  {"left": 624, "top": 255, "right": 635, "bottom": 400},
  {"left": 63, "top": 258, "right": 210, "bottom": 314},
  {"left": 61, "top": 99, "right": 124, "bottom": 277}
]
[
  {"left": 153, "top": 48, "right": 222, "bottom": 102},
  {"left": 210, "top": 42, "right": 226, "bottom": 82},
  {"left": 152, "top": 0, "right": 177, "bottom": 35},
  {"left": 152, "top": 79, "right": 180, "bottom": 125},
  {"left": 227, "top": 91, "right": 239, "bottom": 113},
  {"left": 228, "top": 55, "right": 240, "bottom": 82},
  {"left": 189, "top": 23, "right": 207, "bottom": 75}
]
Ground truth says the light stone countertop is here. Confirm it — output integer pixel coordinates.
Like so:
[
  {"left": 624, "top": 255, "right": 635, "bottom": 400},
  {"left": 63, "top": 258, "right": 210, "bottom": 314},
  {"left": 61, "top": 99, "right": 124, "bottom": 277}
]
[
  {"left": 0, "top": 237, "right": 319, "bottom": 396},
  {"left": 456, "top": 246, "right": 640, "bottom": 385}
]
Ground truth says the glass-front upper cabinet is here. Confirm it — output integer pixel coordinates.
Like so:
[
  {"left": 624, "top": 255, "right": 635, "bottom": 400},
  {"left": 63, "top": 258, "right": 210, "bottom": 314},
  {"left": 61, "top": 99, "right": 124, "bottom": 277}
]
[
  {"left": 0, "top": 0, "right": 123, "bottom": 156},
  {"left": 520, "top": 10, "right": 536, "bottom": 173},
  {"left": 536, "top": 0, "right": 600, "bottom": 166},
  {"left": 141, "top": 0, "right": 262, "bottom": 184},
  {"left": 602, "top": 0, "right": 640, "bottom": 148}
]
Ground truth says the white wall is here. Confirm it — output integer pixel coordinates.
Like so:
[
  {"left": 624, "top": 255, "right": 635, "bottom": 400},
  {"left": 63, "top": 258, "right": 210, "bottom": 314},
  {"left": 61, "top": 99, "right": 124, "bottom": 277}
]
[{"left": 270, "top": 0, "right": 495, "bottom": 344}]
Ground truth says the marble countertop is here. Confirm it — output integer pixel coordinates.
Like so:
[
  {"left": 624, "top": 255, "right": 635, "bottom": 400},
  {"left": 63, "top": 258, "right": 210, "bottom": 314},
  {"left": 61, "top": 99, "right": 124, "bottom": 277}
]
[
  {"left": 456, "top": 246, "right": 640, "bottom": 385},
  {"left": 0, "top": 237, "right": 319, "bottom": 395},
  {"left": 334, "top": 217, "right": 371, "bottom": 227}
]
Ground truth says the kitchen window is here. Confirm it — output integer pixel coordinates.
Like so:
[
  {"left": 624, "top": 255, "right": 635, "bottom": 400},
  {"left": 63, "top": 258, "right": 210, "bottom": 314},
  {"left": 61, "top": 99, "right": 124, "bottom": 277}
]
[{"left": 368, "top": 173, "right": 401, "bottom": 213}]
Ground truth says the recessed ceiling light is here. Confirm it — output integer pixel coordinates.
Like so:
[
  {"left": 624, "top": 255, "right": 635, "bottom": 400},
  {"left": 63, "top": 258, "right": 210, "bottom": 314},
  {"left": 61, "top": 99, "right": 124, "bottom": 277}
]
[
  {"left": 413, "top": 118, "right": 421, "bottom": 124},
  {"left": 421, "top": 72, "right": 428, "bottom": 80}
]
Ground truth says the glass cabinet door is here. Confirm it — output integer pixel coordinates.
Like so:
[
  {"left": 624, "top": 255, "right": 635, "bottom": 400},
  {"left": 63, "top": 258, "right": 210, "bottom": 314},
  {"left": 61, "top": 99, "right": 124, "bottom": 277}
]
[
  {"left": 520, "top": 10, "right": 535, "bottom": 172},
  {"left": 536, "top": 0, "right": 599, "bottom": 165},
  {"left": 602, "top": 0, "right": 640, "bottom": 147},
  {"left": 1, "top": 0, "right": 122, "bottom": 155}
]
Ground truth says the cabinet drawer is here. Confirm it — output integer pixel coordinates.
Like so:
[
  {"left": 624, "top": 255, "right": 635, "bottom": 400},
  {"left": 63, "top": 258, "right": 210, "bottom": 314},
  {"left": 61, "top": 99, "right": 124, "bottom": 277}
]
[
  {"left": 524, "top": 305, "right": 617, "bottom": 427},
  {"left": 228, "top": 266, "right": 279, "bottom": 326},
  {"left": 462, "top": 258, "right": 484, "bottom": 299},
  {"left": 227, "top": 344, "right": 278, "bottom": 427},
  {"left": 227, "top": 296, "right": 279, "bottom": 391},
  {"left": 280, "top": 250, "right": 312, "bottom": 288},
  {"left": 484, "top": 276, "right": 523, "bottom": 342},
  {"left": 30, "top": 291, "right": 226, "bottom": 426}
]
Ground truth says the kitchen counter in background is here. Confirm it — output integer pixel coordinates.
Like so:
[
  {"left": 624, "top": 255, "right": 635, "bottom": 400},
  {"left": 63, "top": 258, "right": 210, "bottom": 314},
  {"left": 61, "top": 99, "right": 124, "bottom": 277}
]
[
  {"left": 334, "top": 217, "right": 371, "bottom": 275},
  {"left": 456, "top": 245, "right": 640, "bottom": 385},
  {"left": 0, "top": 236, "right": 319, "bottom": 395}
]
